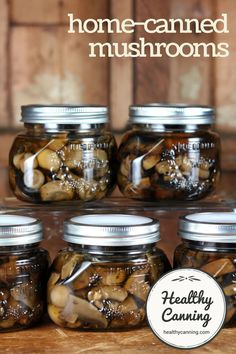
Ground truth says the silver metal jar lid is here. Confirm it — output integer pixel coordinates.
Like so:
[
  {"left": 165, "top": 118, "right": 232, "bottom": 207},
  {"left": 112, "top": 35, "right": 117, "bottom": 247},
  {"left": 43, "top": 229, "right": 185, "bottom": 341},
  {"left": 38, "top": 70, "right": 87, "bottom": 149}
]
[
  {"left": 0, "top": 215, "right": 43, "bottom": 246},
  {"left": 129, "top": 104, "right": 215, "bottom": 125},
  {"left": 21, "top": 105, "right": 108, "bottom": 124},
  {"left": 179, "top": 212, "right": 236, "bottom": 243},
  {"left": 64, "top": 214, "right": 160, "bottom": 246}
]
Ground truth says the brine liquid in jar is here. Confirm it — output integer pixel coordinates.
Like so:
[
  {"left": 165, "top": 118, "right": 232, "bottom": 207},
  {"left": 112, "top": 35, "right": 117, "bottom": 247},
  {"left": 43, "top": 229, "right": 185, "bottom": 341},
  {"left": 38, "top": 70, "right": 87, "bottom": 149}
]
[
  {"left": 47, "top": 214, "right": 171, "bottom": 330},
  {"left": 174, "top": 212, "right": 236, "bottom": 327},
  {"left": 118, "top": 104, "right": 221, "bottom": 201},
  {"left": 9, "top": 105, "right": 117, "bottom": 203}
]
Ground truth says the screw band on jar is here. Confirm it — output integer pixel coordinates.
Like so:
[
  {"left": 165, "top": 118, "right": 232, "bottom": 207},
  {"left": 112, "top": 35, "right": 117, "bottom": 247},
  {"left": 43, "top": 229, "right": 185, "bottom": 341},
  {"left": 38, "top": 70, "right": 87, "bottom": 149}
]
[
  {"left": 21, "top": 105, "right": 108, "bottom": 124},
  {"left": 64, "top": 214, "right": 160, "bottom": 246},
  {"left": 129, "top": 104, "right": 215, "bottom": 125},
  {"left": 174, "top": 212, "right": 236, "bottom": 327},
  {"left": 118, "top": 103, "right": 220, "bottom": 201},
  {"left": 0, "top": 215, "right": 43, "bottom": 246},
  {"left": 48, "top": 214, "right": 171, "bottom": 330}
]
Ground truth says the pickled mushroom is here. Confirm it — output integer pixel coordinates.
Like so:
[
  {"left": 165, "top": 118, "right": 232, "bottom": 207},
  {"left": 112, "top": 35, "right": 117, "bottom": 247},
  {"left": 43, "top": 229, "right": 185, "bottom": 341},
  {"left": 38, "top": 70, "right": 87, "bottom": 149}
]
[
  {"left": 63, "top": 149, "right": 83, "bottom": 169},
  {"left": 63, "top": 294, "right": 108, "bottom": 328},
  {"left": 20, "top": 153, "right": 38, "bottom": 172},
  {"left": 0, "top": 317, "right": 16, "bottom": 329},
  {"left": 120, "top": 156, "right": 132, "bottom": 177},
  {"left": 10, "top": 282, "right": 37, "bottom": 310},
  {"left": 225, "top": 299, "right": 236, "bottom": 324},
  {"left": 180, "top": 156, "right": 192, "bottom": 173},
  {"left": 201, "top": 258, "right": 235, "bottom": 277},
  {"left": 224, "top": 283, "right": 236, "bottom": 297},
  {"left": 110, "top": 308, "right": 145, "bottom": 328},
  {"left": 60, "top": 254, "right": 84, "bottom": 280},
  {"left": 88, "top": 285, "right": 128, "bottom": 303},
  {"left": 199, "top": 169, "right": 210, "bottom": 180},
  {"left": 124, "top": 269, "right": 150, "bottom": 302},
  {"left": 48, "top": 138, "right": 68, "bottom": 152},
  {"left": 47, "top": 272, "right": 60, "bottom": 299},
  {"left": 13, "top": 152, "right": 25, "bottom": 169},
  {"left": 94, "top": 149, "right": 108, "bottom": 162},
  {"left": 118, "top": 296, "right": 138, "bottom": 313},
  {"left": 155, "top": 161, "right": 173, "bottom": 175},
  {"left": 40, "top": 181, "right": 74, "bottom": 201},
  {"left": 97, "top": 267, "right": 127, "bottom": 286},
  {"left": 50, "top": 285, "right": 71, "bottom": 308},
  {"left": 37, "top": 148, "right": 61, "bottom": 171},
  {"left": 142, "top": 154, "right": 160, "bottom": 170},
  {"left": 23, "top": 169, "right": 45, "bottom": 189},
  {"left": 72, "top": 267, "right": 96, "bottom": 290},
  {"left": 48, "top": 304, "right": 65, "bottom": 327}
]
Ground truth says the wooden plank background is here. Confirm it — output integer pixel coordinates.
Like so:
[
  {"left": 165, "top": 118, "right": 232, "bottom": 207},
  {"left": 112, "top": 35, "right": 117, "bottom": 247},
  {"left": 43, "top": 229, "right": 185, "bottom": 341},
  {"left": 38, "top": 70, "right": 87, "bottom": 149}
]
[{"left": 0, "top": 0, "right": 236, "bottom": 198}]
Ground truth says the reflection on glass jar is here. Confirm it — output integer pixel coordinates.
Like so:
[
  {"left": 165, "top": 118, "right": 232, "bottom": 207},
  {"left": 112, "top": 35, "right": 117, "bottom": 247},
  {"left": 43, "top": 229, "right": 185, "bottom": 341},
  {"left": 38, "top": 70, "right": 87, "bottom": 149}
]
[
  {"left": 0, "top": 215, "right": 49, "bottom": 332},
  {"left": 118, "top": 104, "right": 221, "bottom": 201},
  {"left": 174, "top": 212, "right": 236, "bottom": 327},
  {"left": 9, "top": 105, "right": 117, "bottom": 203},
  {"left": 47, "top": 214, "right": 171, "bottom": 330}
]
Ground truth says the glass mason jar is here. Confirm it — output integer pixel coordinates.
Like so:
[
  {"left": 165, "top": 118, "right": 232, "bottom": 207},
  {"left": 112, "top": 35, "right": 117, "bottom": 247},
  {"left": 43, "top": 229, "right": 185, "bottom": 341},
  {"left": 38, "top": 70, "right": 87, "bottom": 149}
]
[
  {"left": 174, "top": 212, "right": 236, "bottom": 327},
  {"left": 47, "top": 214, "right": 171, "bottom": 330},
  {"left": 117, "top": 104, "right": 221, "bottom": 201},
  {"left": 9, "top": 105, "right": 117, "bottom": 203},
  {"left": 0, "top": 215, "right": 49, "bottom": 332}
]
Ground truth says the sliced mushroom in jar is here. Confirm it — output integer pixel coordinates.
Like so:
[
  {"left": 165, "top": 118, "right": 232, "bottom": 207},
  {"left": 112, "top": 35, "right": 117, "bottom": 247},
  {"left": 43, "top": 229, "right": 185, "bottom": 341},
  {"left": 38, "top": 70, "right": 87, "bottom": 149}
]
[
  {"left": 62, "top": 294, "right": 108, "bottom": 328},
  {"left": 37, "top": 148, "right": 61, "bottom": 171},
  {"left": 40, "top": 181, "right": 74, "bottom": 201},
  {"left": 124, "top": 269, "right": 150, "bottom": 302},
  {"left": 88, "top": 285, "right": 128, "bottom": 303},
  {"left": 20, "top": 153, "right": 38, "bottom": 172},
  {"left": 201, "top": 258, "right": 235, "bottom": 277},
  {"left": 24, "top": 169, "right": 45, "bottom": 189}
]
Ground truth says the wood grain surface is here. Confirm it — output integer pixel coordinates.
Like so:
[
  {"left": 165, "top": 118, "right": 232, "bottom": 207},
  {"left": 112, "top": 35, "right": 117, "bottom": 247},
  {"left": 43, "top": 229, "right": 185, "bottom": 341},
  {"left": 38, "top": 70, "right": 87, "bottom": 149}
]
[
  {"left": 0, "top": 319, "right": 235, "bottom": 354},
  {"left": 110, "top": 0, "right": 134, "bottom": 130},
  {"left": 0, "top": 0, "right": 9, "bottom": 127},
  {"left": 168, "top": 0, "right": 214, "bottom": 105},
  {"left": 10, "top": 26, "right": 108, "bottom": 125},
  {"left": 215, "top": 0, "right": 236, "bottom": 128},
  {"left": 11, "top": 0, "right": 108, "bottom": 25},
  {"left": 134, "top": 0, "right": 172, "bottom": 104}
]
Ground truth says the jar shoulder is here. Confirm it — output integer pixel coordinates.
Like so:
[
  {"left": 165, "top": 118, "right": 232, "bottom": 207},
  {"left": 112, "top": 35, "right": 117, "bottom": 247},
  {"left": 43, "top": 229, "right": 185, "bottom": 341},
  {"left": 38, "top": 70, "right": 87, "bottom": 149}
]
[{"left": 120, "top": 128, "right": 219, "bottom": 141}]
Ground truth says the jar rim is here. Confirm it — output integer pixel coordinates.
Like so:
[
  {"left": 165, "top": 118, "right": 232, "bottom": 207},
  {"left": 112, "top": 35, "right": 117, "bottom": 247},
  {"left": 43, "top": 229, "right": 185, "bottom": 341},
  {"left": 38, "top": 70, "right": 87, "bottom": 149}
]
[
  {"left": 64, "top": 214, "right": 160, "bottom": 246},
  {"left": 129, "top": 104, "right": 215, "bottom": 125},
  {"left": 0, "top": 214, "right": 43, "bottom": 246},
  {"left": 21, "top": 104, "right": 108, "bottom": 124},
  {"left": 179, "top": 212, "right": 236, "bottom": 243}
]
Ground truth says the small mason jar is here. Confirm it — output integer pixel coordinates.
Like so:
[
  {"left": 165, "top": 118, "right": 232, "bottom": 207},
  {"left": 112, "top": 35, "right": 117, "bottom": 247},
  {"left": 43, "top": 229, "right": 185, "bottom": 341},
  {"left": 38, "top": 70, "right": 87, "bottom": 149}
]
[
  {"left": 47, "top": 214, "right": 171, "bottom": 330},
  {"left": 117, "top": 104, "right": 221, "bottom": 201},
  {"left": 0, "top": 215, "right": 49, "bottom": 332},
  {"left": 174, "top": 212, "right": 236, "bottom": 327},
  {"left": 9, "top": 105, "right": 117, "bottom": 203}
]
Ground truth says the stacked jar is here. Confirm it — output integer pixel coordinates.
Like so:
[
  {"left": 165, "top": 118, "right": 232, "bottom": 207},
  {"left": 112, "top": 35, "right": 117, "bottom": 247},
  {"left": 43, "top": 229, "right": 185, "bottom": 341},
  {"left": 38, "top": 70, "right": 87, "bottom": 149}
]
[
  {"left": 174, "top": 212, "right": 236, "bottom": 327},
  {"left": 47, "top": 214, "right": 171, "bottom": 330},
  {"left": 117, "top": 104, "right": 221, "bottom": 201},
  {"left": 9, "top": 105, "right": 117, "bottom": 203},
  {"left": 0, "top": 215, "right": 49, "bottom": 332}
]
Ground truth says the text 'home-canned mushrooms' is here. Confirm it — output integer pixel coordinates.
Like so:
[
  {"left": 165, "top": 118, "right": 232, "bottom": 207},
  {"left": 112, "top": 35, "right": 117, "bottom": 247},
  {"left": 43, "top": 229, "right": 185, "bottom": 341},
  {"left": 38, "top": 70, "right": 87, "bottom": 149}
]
[
  {"left": 174, "top": 212, "right": 236, "bottom": 327},
  {"left": 9, "top": 105, "right": 117, "bottom": 203},
  {"left": 0, "top": 215, "right": 49, "bottom": 332},
  {"left": 47, "top": 214, "right": 171, "bottom": 330},
  {"left": 118, "top": 104, "right": 221, "bottom": 201}
]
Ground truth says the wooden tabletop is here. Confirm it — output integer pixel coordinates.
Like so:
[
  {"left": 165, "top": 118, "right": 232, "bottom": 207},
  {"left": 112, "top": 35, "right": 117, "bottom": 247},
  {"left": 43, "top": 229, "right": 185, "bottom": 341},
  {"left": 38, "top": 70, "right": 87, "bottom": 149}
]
[{"left": 0, "top": 320, "right": 235, "bottom": 354}]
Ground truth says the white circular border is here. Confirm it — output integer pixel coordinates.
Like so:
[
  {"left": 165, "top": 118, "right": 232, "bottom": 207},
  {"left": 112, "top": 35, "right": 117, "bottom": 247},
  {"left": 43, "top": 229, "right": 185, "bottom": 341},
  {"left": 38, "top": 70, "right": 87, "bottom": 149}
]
[{"left": 146, "top": 268, "right": 227, "bottom": 349}]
